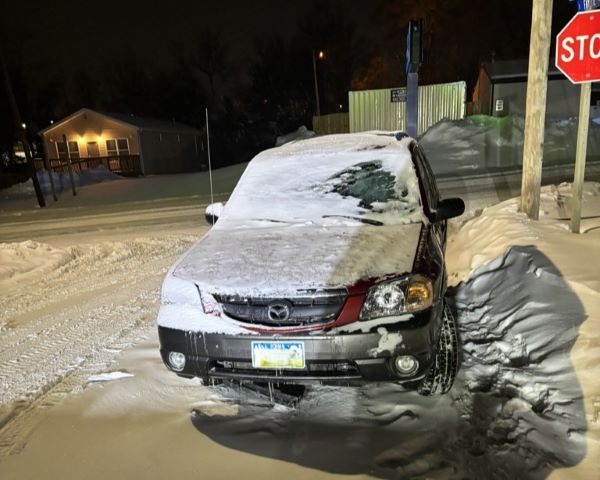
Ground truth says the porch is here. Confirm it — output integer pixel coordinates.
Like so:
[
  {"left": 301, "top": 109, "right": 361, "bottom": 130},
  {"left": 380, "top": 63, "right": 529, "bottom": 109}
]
[{"left": 35, "top": 155, "right": 142, "bottom": 177}]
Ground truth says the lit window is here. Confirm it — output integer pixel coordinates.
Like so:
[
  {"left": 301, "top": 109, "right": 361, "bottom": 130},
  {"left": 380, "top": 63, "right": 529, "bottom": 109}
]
[
  {"left": 56, "top": 141, "right": 68, "bottom": 159},
  {"left": 106, "top": 139, "right": 117, "bottom": 156},
  {"left": 55, "top": 141, "right": 80, "bottom": 159},
  {"left": 106, "top": 138, "right": 129, "bottom": 156},
  {"left": 117, "top": 138, "right": 129, "bottom": 155}
]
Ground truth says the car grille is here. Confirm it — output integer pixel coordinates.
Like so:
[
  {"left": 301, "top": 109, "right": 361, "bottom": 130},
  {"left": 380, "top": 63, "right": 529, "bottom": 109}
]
[
  {"left": 212, "top": 360, "right": 361, "bottom": 379},
  {"left": 214, "top": 289, "right": 347, "bottom": 327}
]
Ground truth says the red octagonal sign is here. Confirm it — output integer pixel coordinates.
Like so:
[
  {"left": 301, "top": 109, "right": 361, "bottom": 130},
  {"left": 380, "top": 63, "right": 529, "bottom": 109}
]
[{"left": 556, "top": 10, "right": 600, "bottom": 84}]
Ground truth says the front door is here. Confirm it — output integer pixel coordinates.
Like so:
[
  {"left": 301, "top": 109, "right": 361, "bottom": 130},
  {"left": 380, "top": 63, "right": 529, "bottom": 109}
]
[{"left": 87, "top": 142, "right": 100, "bottom": 157}]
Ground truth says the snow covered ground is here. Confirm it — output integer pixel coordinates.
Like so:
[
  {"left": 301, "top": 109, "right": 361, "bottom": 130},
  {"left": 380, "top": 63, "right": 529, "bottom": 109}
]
[{"left": 0, "top": 154, "right": 599, "bottom": 479}]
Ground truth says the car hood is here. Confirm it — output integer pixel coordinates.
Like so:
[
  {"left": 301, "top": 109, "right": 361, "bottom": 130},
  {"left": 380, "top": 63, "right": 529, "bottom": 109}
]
[{"left": 173, "top": 223, "right": 423, "bottom": 297}]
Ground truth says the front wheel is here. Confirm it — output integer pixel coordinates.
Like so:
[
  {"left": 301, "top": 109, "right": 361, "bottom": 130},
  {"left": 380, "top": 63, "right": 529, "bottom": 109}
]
[{"left": 418, "top": 302, "right": 459, "bottom": 396}]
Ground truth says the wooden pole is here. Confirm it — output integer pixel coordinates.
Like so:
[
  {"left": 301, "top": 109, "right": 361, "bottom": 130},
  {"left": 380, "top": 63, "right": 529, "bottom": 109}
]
[
  {"left": 62, "top": 133, "right": 77, "bottom": 196},
  {"left": 41, "top": 140, "right": 57, "bottom": 201},
  {"left": 570, "top": 82, "right": 591, "bottom": 233},
  {"left": 520, "top": 0, "right": 553, "bottom": 220}
]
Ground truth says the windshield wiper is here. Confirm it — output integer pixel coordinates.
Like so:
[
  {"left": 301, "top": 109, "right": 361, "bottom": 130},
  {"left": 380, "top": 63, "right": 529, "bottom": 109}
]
[{"left": 322, "top": 215, "right": 384, "bottom": 226}]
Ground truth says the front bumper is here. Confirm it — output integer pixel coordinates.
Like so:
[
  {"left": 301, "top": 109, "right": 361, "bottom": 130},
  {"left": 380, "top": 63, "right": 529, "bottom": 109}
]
[{"left": 158, "top": 306, "right": 441, "bottom": 385}]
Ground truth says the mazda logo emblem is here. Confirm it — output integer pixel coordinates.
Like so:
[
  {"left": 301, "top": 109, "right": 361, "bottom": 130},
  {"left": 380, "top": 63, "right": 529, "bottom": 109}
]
[{"left": 267, "top": 301, "right": 292, "bottom": 322}]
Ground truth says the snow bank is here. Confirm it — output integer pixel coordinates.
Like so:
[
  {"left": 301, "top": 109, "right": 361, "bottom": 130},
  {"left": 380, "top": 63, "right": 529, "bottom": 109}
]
[
  {"left": 1, "top": 166, "right": 121, "bottom": 198},
  {"left": 446, "top": 182, "right": 600, "bottom": 288},
  {"left": 275, "top": 126, "right": 316, "bottom": 147},
  {"left": 419, "top": 115, "right": 600, "bottom": 175}
]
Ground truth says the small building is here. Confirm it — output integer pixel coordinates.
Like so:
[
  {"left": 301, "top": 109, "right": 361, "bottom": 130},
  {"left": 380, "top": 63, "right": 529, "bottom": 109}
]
[
  {"left": 472, "top": 60, "right": 599, "bottom": 119},
  {"left": 38, "top": 108, "right": 205, "bottom": 175}
]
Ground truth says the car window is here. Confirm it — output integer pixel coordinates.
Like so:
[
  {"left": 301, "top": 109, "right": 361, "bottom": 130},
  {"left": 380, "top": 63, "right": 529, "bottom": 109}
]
[{"left": 323, "top": 161, "right": 405, "bottom": 210}]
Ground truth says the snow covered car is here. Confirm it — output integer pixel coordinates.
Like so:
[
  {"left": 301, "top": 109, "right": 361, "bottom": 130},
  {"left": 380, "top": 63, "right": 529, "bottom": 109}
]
[{"left": 157, "top": 133, "right": 465, "bottom": 395}]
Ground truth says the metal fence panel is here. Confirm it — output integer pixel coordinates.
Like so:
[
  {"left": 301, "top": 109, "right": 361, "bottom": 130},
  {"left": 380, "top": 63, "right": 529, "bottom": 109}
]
[
  {"left": 312, "top": 112, "right": 350, "bottom": 134},
  {"left": 349, "top": 81, "right": 466, "bottom": 136}
]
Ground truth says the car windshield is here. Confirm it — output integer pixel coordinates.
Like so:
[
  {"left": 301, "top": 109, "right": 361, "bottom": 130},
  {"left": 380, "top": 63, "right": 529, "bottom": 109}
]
[{"left": 217, "top": 134, "right": 425, "bottom": 228}]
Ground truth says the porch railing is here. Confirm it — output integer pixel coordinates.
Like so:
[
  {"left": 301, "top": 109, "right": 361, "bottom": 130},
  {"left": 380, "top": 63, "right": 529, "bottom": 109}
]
[{"left": 34, "top": 155, "right": 142, "bottom": 176}]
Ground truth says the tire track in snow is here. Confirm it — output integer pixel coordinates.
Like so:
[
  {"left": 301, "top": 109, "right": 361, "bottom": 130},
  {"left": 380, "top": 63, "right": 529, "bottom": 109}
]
[{"left": 0, "top": 235, "right": 198, "bottom": 456}]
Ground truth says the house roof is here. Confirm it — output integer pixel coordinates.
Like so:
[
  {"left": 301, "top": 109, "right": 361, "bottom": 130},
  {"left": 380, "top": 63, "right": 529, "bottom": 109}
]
[
  {"left": 482, "top": 60, "right": 564, "bottom": 82},
  {"left": 39, "top": 108, "right": 201, "bottom": 135},
  {"left": 97, "top": 111, "right": 201, "bottom": 134}
]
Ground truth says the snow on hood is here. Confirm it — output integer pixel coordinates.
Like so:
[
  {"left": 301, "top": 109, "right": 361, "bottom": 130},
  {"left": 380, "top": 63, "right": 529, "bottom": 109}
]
[
  {"left": 174, "top": 223, "right": 422, "bottom": 296},
  {"left": 171, "top": 132, "right": 425, "bottom": 296}
]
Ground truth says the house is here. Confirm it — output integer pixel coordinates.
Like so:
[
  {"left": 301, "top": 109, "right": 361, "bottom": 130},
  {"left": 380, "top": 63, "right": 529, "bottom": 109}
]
[
  {"left": 38, "top": 108, "right": 205, "bottom": 175},
  {"left": 472, "top": 60, "right": 599, "bottom": 119}
]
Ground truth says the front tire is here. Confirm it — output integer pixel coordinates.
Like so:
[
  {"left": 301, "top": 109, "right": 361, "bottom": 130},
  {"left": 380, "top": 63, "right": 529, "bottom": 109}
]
[{"left": 418, "top": 302, "right": 458, "bottom": 396}]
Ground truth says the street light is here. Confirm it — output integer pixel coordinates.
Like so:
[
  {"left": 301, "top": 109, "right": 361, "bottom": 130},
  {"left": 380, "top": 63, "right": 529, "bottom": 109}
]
[
  {"left": 20, "top": 122, "right": 26, "bottom": 129},
  {"left": 312, "top": 50, "right": 325, "bottom": 117}
]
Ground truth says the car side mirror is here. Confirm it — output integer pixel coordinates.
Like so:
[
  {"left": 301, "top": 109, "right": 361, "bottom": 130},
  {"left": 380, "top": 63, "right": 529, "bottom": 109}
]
[
  {"left": 205, "top": 202, "right": 224, "bottom": 225},
  {"left": 433, "top": 197, "right": 465, "bottom": 222}
]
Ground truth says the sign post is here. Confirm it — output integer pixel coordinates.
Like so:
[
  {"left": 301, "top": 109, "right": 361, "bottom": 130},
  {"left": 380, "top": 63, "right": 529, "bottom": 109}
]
[
  {"left": 405, "top": 19, "right": 423, "bottom": 138},
  {"left": 555, "top": 9, "right": 600, "bottom": 232}
]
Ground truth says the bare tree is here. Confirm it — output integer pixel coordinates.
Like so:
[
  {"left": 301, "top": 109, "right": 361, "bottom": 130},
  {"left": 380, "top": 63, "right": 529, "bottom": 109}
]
[{"left": 176, "top": 29, "right": 231, "bottom": 104}]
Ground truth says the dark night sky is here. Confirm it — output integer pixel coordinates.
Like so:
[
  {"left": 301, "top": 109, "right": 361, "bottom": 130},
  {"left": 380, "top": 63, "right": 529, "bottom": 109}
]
[
  {"left": 3, "top": 1, "right": 377, "bottom": 87},
  {"left": 2, "top": 1, "right": 576, "bottom": 93},
  {"left": 0, "top": 0, "right": 580, "bottom": 166}
]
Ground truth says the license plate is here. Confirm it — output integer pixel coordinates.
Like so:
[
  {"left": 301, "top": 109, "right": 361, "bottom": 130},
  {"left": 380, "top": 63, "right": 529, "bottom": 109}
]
[{"left": 251, "top": 341, "right": 305, "bottom": 369}]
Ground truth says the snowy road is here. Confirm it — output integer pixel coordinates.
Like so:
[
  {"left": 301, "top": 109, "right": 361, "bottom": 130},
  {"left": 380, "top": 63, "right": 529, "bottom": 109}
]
[{"left": 0, "top": 166, "right": 599, "bottom": 479}]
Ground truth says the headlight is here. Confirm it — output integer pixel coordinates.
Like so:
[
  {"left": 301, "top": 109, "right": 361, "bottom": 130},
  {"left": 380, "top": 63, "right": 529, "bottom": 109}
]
[{"left": 359, "top": 274, "right": 433, "bottom": 321}]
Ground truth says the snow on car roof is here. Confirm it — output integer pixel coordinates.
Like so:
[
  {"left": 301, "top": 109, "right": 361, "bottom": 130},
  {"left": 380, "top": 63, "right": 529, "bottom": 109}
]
[{"left": 216, "top": 133, "right": 424, "bottom": 228}]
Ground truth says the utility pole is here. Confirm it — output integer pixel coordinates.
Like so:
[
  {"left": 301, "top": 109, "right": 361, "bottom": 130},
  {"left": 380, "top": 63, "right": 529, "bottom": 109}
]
[
  {"left": 205, "top": 108, "right": 214, "bottom": 210},
  {"left": 520, "top": 0, "right": 553, "bottom": 220},
  {"left": 0, "top": 48, "right": 46, "bottom": 207}
]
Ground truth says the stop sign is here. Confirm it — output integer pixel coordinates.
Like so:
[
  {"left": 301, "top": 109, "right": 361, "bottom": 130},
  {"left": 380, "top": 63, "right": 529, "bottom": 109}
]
[{"left": 556, "top": 10, "right": 600, "bottom": 84}]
